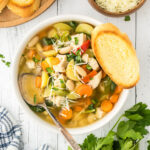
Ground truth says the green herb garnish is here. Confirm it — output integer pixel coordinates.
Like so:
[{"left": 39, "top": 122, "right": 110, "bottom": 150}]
[
  {"left": 46, "top": 67, "right": 53, "bottom": 74},
  {"left": 147, "top": 141, "right": 150, "bottom": 150},
  {"left": 86, "top": 64, "right": 92, "bottom": 71},
  {"left": 74, "top": 37, "right": 79, "bottom": 45},
  {"left": 41, "top": 37, "right": 56, "bottom": 46},
  {"left": 67, "top": 21, "right": 78, "bottom": 30},
  {"left": 33, "top": 94, "right": 37, "bottom": 104},
  {"left": 69, "top": 102, "right": 150, "bottom": 150},
  {"left": 52, "top": 87, "right": 59, "bottom": 91},
  {"left": 0, "top": 53, "right": 11, "bottom": 67},
  {"left": 32, "top": 57, "right": 40, "bottom": 63},
  {"left": 0, "top": 54, "right": 5, "bottom": 58},
  {"left": 125, "top": 16, "right": 131, "bottom": 21},
  {"left": 68, "top": 35, "right": 72, "bottom": 41}
]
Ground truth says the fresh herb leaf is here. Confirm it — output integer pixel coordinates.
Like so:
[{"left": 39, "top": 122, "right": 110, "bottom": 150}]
[
  {"left": 86, "top": 64, "right": 92, "bottom": 70},
  {"left": 0, "top": 54, "right": 5, "bottom": 58},
  {"left": 68, "top": 146, "right": 72, "bottom": 150},
  {"left": 75, "top": 55, "right": 82, "bottom": 63},
  {"left": 32, "top": 57, "right": 40, "bottom": 63},
  {"left": 60, "top": 79, "right": 64, "bottom": 84},
  {"left": 80, "top": 134, "right": 97, "bottom": 150},
  {"left": 52, "top": 87, "right": 59, "bottom": 91},
  {"left": 28, "top": 104, "right": 45, "bottom": 112},
  {"left": 147, "top": 140, "right": 150, "bottom": 150},
  {"left": 91, "top": 99, "right": 98, "bottom": 105},
  {"left": 5, "top": 61, "right": 11, "bottom": 67},
  {"left": 41, "top": 37, "right": 56, "bottom": 46},
  {"left": 67, "top": 21, "right": 78, "bottom": 30},
  {"left": 67, "top": 52, "right": 76, "bottom": 62},
  {"left": 76, "top": 49, "right": 81, "bottom": 55},
  {"left": 74, "top": 37, "right": 79, "bottom": 45},
  {"left": 33, "top": 94, "right": 37, "bottom": 104},
  {"left": 110, "top": 82, "right": 117, "bottom": 94},
  {"left": 79, "top": 102, "right": 150, "bottom": 150},
  {"left": 0, "top": 53, "right": 11, "bottom": 67},
  {"left": 124, "top": 16, "right": 131, "bottom": 21},
  {"left": 68, "top": 35, "right": 72, "bottom": 41},
  {"left": 46, "top": 67, "right": 53, "bottom": 74}
]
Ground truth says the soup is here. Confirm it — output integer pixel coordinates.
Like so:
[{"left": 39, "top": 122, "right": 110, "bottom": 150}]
[{"left": 18, "top": 21, "right": 123, "bottom": 128}]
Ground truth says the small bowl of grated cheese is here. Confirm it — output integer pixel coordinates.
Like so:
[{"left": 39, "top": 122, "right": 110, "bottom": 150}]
[{"left": 88, "top": 0, "right": 146, "bottom": 17}]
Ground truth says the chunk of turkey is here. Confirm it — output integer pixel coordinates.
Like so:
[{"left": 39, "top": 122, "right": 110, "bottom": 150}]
[
  {"left": 52, "top": 96, "right": 65, "bottom": 107},
  {"left": 53, "top": 55, "right": 68, "bottom": 72},
  {"left": 66, "top": 80, "right": 75, "bottom": 91},
  {"left": 96, "top": 108, "right": 105, "bottom": 119},
  {"left": 26, "top": 60, "right": 35, "bottom": 69},
  {"left": 88, "top": 71, "right": 102, "bottom": 89},
  {"left": 71, "top": 33, "right": 86, "bottom": 50},
  {"left": 82, "top": 53, "right": 89, "bottom": 63},
  {"left": 54, "top": 74, "right": 66, "bottom": 88},
  {"left": 88, "top": 58, "right": 100, "bottom": 71},
  {"left": 59, "top": 46, "right": 73, "bottom": 54}
]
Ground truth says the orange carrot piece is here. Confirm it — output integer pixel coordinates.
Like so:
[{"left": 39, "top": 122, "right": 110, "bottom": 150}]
[
  {"left": 74, "top": 106, "right": 83, "bottom": 112},
  {"left": 35, "top": 76, "right": 42, "bottom": 88},
  {"left": 50, "top": 57, "right": 60, "bottom": 65},
  {"left": 43, "top": 45, "right": 53, "bottom": 51},
  {"left": 59, "top": 108, "right": 73, "bottom": 120},
  {"left": 110, "top": 94, "right": 119, "bottom": 104},
  {"left": 101, "top": 100, "right": 113, "bottom": 112},
  {"left": 28, "top": 50, "right": 36, "bottom": 59},
  {"left": 41, "top": 60, "right": 49, "bottom": 70},
  {"left": 76, "top": 84, "right": 93, "bottom": 97},
  {"left": 82, "top": 70, "right": 97, "bottom": 83},
  {"left": 86, "top": 98, "right": 92, "bottom": 106},
  {"left": 115, "top": 86, "right": 123, "bottom": 94}
]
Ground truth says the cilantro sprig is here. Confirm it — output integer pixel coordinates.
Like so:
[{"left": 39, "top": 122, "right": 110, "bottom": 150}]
[
  {"left": 69, "top": 102, "right": 150, "bottom": 150},
  {"left": 0, "top": 53, "right": 11, "bottom": 67}
]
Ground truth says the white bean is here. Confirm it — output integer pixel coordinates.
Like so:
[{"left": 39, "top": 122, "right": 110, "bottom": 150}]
[
  {"left": 59, "top": 46, "right": 72, "bottom": 54},
  {"left": 66, "top": 80, "right": 75, "bottom": 91},
  {"left": 75, "top": 65, "right": 87, "bottom": 77},
  {"left": 28, "top": 36, "right": 39, "bottom": 47}
]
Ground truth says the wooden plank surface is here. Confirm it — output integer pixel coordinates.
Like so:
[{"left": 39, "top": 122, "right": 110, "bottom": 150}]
[{"left": 0, "top": 0, "right": 149, "bottom": 149}]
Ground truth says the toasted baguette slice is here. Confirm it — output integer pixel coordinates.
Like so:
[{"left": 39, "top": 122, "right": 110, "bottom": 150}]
[
  {"left": 7, "top": 0, "right": 41, "bottom": 17},
  {"left": 11, "top": 0, "right": 34, "bottom": 7},
  {"left": 0, "top": 0, "right": 8, "bottom": 13},
  {"left": 92, "top": 23, "right": 140, "bottom": 88}
]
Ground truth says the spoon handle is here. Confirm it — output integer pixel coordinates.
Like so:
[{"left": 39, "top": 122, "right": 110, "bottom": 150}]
[{"left": 41, "top": 103, "right": 81, "bottom": 150}]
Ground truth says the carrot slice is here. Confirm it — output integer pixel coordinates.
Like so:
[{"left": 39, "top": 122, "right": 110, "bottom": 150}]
[
  {"left": 35, "top": 76, "right": 42, "bottom": 88},
  {"left": 74, "top": 106, "right": 83, "bottom": 112},
  {"left": 82, "top": 70, "right": 97, "bottom": 83},
  {"left": 115, "top": 86, "right": 123, "bottom": 94},
  {"left": 41, "top": 60, "right": 50, "bottom": 70},
  {"left": 76, "top": 84, "right": 93, "bottom": 97},
  {"left": 50, "top": 57, "right": 60, "bottom": 65},
  {"left": 110, "top": 94, "right": 119, "bottom": 104},
  {"left": 43, "top": 45, "right": 53, "bottom": 51},
  {"left": 59, "top": 108, "right": 73, "bottom": 120},
  {"left": 101, "top": 100, "right": 113, "bottom": 112},
  {"left": 28, "top": 50, "right": 36, "bottom": 59}
]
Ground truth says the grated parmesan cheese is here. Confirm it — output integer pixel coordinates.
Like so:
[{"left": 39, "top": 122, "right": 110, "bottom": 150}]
[{"left": 95, "top": 0, "right": 141, "bottom": 13}]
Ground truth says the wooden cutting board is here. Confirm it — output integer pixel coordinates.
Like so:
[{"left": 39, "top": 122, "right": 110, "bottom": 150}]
[{"left": 0, "top": 0, "right": 55, "bottom": 28}]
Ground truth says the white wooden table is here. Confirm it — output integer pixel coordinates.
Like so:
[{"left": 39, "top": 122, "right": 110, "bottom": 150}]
[{"left": 0, "top": 0, "right": 150, "bottom": 149}]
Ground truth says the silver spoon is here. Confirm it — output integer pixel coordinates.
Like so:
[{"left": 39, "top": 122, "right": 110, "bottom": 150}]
[{"left": 18, "top": 73, "right": 81, "bottom": 150}]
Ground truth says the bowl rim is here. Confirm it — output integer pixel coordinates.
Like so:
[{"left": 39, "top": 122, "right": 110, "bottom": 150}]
[
  {"left": 13, "top": 15, "right": 129, "bottom": 135},
  {"left": 88, "top": 0, "right": 146, "bottom": 17}
]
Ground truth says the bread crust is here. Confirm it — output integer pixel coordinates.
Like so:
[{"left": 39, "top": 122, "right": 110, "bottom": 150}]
[
  {"left": 0, "top": 0, "right": 8, "bottom": 13},
  {"left": 92, "top": 23, "right": 140, "bottom": 88},
  {"left": 11, "top": 0, "right": 34, "bottom": 7},
  {"left": 7, "top": 0, "right": 41, "bottom": 17}
]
